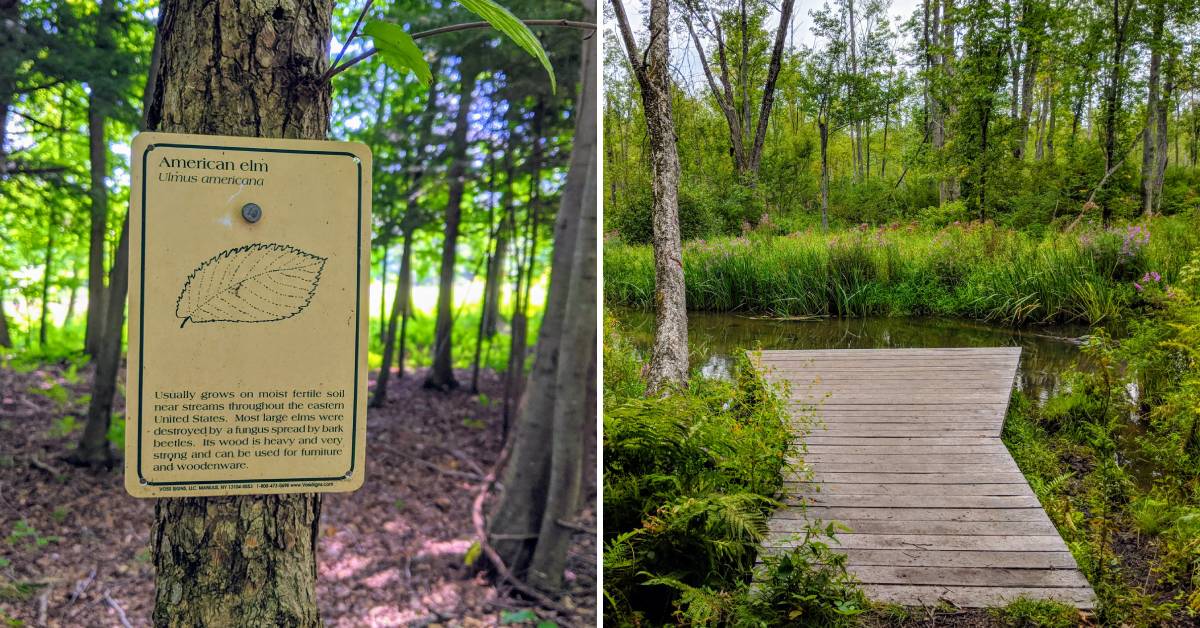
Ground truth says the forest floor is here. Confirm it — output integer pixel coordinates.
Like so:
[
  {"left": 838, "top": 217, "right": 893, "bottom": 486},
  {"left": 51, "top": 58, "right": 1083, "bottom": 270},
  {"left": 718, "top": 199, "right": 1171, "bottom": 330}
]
[{"left": 0, "top": 361, "right": 596, "bottom": 627}]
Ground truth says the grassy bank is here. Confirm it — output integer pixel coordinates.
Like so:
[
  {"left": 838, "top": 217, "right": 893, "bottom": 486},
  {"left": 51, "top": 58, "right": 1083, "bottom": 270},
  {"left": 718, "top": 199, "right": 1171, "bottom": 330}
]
[
  {"left": 602, "top": 318, "right": 865, "bottom": 625},
  {"left": 605, "top": 215, "right": 1200, "bottom": 326}
]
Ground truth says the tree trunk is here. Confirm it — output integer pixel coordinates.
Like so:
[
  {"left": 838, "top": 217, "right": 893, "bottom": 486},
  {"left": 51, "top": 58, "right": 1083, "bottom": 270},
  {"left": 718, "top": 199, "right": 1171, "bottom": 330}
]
[
  {"left": 489, "top": 9, "right": 596, "bottom": 584},
  {"left": 1101, "top": 0, "right": 1133, "bottom": 222},
  {"left": 39, "top": 204, "right": 55, "bottom": 346},
  {"left": 939, "top": 0, "right": 959, "bottom": 203},
  {"left": 0, "top": 286, "right": 11, "bottom": 348},
  {"left": 1047, "top": 85, "right": 1056, "bottom": 161},
  {"left": 481, "top": 226, "right": 506, "bottom": 338},
  {"left": 614, "top": 0, "right": 687, "bottom": 393},
  {"left": 425, "top": 68, "right": 478, "bottom": 391},
  {"left": 121, "top": 3, "right": 332, "bottom": 625},
  {"left": 1141, "top": 2, "right": 1163, "bottom": 216},
  {"left": 372, "top": 228, "right": 412, "bottom": 408},
  {"left": 819, "top": 119, "right": 830, "bottom": 230},
  {"left": 85, "top": 92, "right": 110, "bottom": 355},
  {"left": 1154, "top": 50, "right": 1174, "bottom": 214},
  {"left": 526, "top": 147, "right": 596, "bottom": 592},
  {"left": 746, "top": 0, "right": 796, "bottom": 176},
  {"left": 396, "top": 235, "right": 413, "bottom": 379},
  {"left": 64, "top": 265, "right": 80, "bottom": 330},
  {"left": 0, "top": 0, "right": 18, "bottom": 178}
]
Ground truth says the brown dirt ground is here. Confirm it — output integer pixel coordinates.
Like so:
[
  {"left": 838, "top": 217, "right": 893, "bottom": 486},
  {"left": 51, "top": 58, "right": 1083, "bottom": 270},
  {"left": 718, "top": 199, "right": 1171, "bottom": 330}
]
[{"left": 0, "top": 362, "right": 596, "bottom": 627}]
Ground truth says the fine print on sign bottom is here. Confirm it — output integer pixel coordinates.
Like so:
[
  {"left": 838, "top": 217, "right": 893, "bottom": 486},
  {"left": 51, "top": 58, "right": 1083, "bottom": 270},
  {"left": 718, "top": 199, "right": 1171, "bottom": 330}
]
[
  {"left": 148, "top": 387, "right": 349, "bottom": 474},
  {"left": 125, "top": 132, "right": 371, "bottom": 498}
]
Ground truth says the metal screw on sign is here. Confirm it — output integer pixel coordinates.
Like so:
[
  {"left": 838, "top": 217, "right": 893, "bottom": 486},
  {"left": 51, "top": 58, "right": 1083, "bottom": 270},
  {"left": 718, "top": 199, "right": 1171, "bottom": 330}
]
[{"left": 241, "top": 203, "right": 262, "bottom": 223}]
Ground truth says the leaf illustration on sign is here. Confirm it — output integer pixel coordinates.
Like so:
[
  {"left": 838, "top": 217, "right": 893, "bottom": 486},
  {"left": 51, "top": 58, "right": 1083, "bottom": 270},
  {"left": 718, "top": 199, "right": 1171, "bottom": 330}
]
[{"left": 176, "top": 243, "right": 326, "bottom": 327}]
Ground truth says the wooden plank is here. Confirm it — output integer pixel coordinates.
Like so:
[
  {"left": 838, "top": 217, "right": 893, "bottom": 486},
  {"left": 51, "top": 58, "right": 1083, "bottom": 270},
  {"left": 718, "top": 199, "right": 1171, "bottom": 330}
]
[
  {"left": 861, "top": 585, "right": 1095, "bottom": 608},
  {"left": 765, "top": 534, "right": 1068, "bottom": 551},
  {"left": 849, "top": 565, "right": 1092, "bottom": 588},
  {"left": 798, "top": 495, "right": 1042, "bottom": 509},
  {"left": 802, "top": 445, "right": 1011, "bottom": 454},
  {"left": 803, "top": 437, "right": 1005, "bottom": 446},
  {"left": 774, "top": 507, "right": 1050, "bottom": 522},
  {"left": 795, "top": 461, "right": 1021, "bottom": 474},
  {"left": 784, "top": 482, "right": 1035, "bottom": 496},
  {"left": 758, "top": 548, "right": 1080, "bottom": 569},
  {"left": 801, "top": 430, "right": 1001, "bottom": 439},
  {"left": 794, "top": 472, "right": 1032, "bottom": 484},
  {"left": 801, "top": 453, "right": 1014, "bottom": 464},
  {"left": 770, "top": 518, "right": 1058, "bottom": 536}
]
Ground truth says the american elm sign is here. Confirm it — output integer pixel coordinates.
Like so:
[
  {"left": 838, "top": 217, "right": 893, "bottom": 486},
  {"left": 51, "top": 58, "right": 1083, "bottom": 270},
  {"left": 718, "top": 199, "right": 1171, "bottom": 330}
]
[{"left": 125, "top": 132, "right": 371, "bottom": 498}]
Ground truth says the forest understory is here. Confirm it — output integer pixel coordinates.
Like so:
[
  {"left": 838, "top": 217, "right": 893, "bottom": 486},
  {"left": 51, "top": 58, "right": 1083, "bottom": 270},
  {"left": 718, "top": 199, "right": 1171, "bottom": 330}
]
[{"left": 0, "top": 363, "right": 596, "bottom": 628}]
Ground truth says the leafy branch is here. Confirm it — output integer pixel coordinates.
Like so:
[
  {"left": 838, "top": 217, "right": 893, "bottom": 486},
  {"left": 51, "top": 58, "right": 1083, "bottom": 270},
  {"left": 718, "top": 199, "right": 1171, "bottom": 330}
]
[{"left": 321, "top": 0, "right": 595, "bottom": 91}]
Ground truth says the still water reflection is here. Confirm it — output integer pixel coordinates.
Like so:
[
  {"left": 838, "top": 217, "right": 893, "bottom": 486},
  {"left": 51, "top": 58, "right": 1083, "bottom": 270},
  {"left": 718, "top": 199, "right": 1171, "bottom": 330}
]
[{"left": 612, "top": 309, "right": 1093, "bottom": 403}]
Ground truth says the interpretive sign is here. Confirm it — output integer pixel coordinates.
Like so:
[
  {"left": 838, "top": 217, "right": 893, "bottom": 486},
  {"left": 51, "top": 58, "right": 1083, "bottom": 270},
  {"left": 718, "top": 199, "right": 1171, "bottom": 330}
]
[{"left": 125, "top": 132, "right": 371, "bottom": 498}]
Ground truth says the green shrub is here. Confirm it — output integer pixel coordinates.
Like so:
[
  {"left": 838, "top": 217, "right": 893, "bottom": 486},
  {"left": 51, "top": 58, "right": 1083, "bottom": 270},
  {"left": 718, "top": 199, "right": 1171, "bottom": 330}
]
[{"left": 602, "top": 323, "right": 857, "bottom": 625}]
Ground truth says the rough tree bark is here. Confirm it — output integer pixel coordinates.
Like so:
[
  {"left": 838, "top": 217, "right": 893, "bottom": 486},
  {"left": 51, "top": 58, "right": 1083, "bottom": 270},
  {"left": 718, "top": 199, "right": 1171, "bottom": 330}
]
[
  {"left": 613, "top": 0, "right": 688, "bottom": 393},
  {"left": 136, "top": 2, "right": 333, "bottom": 625},
  {"left": 425, "top": 66, "right": 479, "bottom": 391},
  {"left": 488, "top": 7, "right": 596, "bottom": 584}
]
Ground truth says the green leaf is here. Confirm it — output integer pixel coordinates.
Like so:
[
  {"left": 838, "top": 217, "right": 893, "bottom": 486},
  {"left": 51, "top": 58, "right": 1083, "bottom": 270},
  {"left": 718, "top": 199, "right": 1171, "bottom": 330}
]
[
  {"left": 499, "top": 609, "right": 538, "bottom": 624},
  {"left": 454, "top": 0, "right": 556, "bottom": 93},
  {"left": 464, "top": 540, "right": 482, "bottom": 566},
  {"left": 363, "top": 21, "right": 432, "bottom": 87}
]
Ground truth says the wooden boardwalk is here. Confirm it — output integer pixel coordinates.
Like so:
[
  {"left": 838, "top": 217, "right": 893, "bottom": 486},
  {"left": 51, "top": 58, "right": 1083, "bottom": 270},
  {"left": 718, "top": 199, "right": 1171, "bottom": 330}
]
[{"left": 755, "top": 348, "right": 1095, "bottom": 608}]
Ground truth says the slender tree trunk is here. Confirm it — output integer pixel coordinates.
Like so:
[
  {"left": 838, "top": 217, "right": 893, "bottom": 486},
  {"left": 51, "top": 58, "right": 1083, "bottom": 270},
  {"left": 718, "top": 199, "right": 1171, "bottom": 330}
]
[
  {"left": 39, "top": 205, "right": 55, "bottom": 346},
  {"left": 425, "top": 68, "right": 478, "bottom": 391},
  {"left": 489, "top": 11, "right": 596, "bottom": 584},
  {"left": 85, "top": 95, "right": 110, "bottom": 355},
  {"left": 1013, "top": 12, "right": 1041, "bottom": 161},
  {"left": 1141, "top": 2, "right": 1164, "bottom": 216},
  {"left": 481, "top": 226, "right": 506, "bottom": 338},
  {"left": 0, "top": 0, "right": 18, "bottom": 178},
  {"left": 1047, "top": 86, "right": 1057, "bottom": 161},
  {"left": 0, "top": 286, "right": 11, "bottom": 348},
  {"left": 939, "top": 0, "right": 959, "bottom": 203},
  {"left": 472, "top": 160, "right": 500, "bottom": 393},
  {"left": 64, "top": 265, "right": 80, "bottom": 330},
  {"left": 881, "top": 101, "right": 889, "bottom": 177},
  {"left": 819, "top": 119, "right": 830, "bottom": 230},
  {"left": 1035, "top": 79, "right": 1049, "bottom": 160},
  {"left": 746, "top": 0, "right": 796, "bottom": 176},
  {"left": 1101, "top": 0, "right": 1132, "bottom": 222},
  {"left": 89, "top": 4, "right": 334, "bottom": 625},
  {"left": 613, "top": 0, "right": 687, "bottom": 393},
  {"left": 396, "top": 235, "right": 413, "bottom": 379},
  {"left": 372, "top": 229, "right": 411, "bottom": 408},
  {"left": 1154, "top": 51, "right": 1174, "bottom": 214},
  {"left": 84, "top": 0, "right": 118, "bottom": 355}
]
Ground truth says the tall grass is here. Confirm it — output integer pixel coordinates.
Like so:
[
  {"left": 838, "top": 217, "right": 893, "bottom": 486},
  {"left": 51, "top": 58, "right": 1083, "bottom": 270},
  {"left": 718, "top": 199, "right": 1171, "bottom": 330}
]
[{"left": 605, "top": 215, "right": 1200, "bottom": 326}]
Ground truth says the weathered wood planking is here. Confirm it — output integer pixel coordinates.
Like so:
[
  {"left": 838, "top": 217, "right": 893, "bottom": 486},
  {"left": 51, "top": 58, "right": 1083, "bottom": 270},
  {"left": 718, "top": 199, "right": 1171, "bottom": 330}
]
[{"left": 755, "top": 347, "right": 1095, "bottom": 609}]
